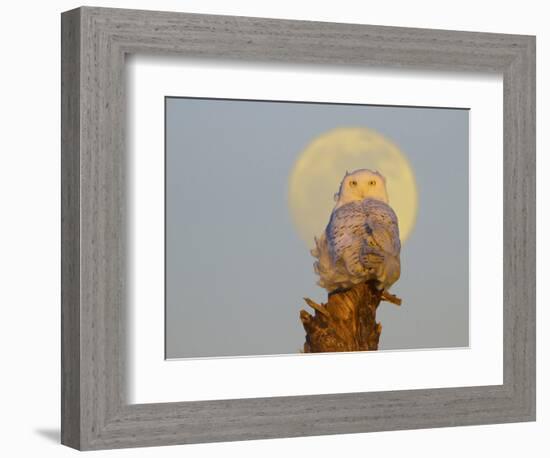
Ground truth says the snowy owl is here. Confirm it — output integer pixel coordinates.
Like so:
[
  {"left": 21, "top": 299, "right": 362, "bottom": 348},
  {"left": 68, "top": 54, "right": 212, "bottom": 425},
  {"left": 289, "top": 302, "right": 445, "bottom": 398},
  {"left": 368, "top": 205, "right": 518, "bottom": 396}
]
[{"left": 311, "top": 169, "right": 401, "bottom": 293}]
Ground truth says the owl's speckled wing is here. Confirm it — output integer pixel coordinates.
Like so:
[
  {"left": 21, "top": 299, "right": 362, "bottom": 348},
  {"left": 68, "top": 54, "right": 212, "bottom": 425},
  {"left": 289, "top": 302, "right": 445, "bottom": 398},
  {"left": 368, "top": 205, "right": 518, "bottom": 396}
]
[{"left": 323, "top": 198, "right": 401, "bottom": 290}]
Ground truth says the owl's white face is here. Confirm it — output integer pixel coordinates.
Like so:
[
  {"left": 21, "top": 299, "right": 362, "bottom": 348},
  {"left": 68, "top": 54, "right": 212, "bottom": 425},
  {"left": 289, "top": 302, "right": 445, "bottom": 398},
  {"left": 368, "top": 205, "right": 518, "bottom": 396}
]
[{"left": 334, "top": 169, "right": 389, "bottom": 208}]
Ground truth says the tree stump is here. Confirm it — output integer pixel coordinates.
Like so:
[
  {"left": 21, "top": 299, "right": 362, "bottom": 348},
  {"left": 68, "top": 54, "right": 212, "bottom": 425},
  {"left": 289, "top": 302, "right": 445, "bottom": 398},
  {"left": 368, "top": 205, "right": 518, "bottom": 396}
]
[{"left": 300, "top": 281, "right": 401, "bottom": 353}]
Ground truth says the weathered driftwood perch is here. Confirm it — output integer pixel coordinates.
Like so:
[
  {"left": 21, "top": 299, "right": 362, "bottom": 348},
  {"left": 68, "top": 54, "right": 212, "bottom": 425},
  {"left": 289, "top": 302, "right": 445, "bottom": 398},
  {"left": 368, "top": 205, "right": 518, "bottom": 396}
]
[{"left": 300, "top": 281, "right": 402, "bottom": 353}]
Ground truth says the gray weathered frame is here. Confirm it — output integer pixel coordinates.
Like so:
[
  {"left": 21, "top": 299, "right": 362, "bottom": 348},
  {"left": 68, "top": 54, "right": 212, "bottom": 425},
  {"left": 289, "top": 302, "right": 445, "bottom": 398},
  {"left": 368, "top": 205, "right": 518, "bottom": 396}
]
[{"left": 61, "top": 6, "right": 536, "bottom": 451}]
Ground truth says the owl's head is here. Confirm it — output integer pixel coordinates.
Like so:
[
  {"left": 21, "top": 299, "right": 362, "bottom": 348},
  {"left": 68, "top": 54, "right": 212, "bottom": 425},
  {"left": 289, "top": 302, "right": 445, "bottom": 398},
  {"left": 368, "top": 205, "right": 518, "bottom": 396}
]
[{"left": 334, "top": 169, "right": 389, "bottom": 208}]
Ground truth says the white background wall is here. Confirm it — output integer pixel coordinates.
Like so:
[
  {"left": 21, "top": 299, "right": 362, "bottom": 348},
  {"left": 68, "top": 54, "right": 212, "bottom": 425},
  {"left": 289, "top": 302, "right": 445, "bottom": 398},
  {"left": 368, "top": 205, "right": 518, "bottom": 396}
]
[{"left": 0, "top": 1, "right": 546, "bottom": 456}]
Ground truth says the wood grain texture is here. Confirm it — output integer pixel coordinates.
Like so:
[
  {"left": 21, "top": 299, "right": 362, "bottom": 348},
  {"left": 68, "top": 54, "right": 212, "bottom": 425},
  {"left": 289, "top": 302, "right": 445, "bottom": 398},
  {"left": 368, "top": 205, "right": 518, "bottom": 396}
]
[
  {"left": 300, "top": 282, "right": 391, "bottom": 352},
  {"left": 60, "top": 8, "right": 81, "bottom": 449},
  {"left": 61, "top": 6, "right": 536, "bottom": 450}
]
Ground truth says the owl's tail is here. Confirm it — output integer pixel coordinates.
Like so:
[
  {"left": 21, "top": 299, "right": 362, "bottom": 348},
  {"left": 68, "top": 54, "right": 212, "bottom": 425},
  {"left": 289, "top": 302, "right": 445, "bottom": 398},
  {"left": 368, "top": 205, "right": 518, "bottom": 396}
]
[{"left": 361, "top": 245, "right": 401, "bottom": 291}]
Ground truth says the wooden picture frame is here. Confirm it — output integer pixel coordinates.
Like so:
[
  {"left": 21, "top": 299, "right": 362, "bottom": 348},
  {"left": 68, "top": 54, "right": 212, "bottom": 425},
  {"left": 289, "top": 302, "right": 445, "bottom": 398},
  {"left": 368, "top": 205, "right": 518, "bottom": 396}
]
[{"left": 61, "top": 6, "right": 536, "bottom": 450}]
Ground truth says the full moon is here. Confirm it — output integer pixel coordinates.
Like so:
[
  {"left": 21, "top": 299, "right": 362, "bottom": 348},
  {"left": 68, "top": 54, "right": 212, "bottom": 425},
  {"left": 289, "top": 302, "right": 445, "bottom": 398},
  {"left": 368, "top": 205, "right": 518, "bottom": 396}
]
[{"left": 288, "top": 127, "right": 418, "bottom": 247}]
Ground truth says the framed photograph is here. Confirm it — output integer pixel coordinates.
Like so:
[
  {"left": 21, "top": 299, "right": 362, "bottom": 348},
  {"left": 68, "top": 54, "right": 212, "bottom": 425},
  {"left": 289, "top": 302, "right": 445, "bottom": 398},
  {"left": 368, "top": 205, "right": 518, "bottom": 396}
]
[{"left": 61, "top": 6, "right": 535, "bottom": 450}]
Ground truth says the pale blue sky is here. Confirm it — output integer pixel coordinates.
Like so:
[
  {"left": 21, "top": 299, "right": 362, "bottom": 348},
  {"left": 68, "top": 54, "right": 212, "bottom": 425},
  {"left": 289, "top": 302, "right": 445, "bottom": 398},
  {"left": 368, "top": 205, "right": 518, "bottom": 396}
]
[{"left": 165, "top": 97, "right": 469, "bottom": 358}]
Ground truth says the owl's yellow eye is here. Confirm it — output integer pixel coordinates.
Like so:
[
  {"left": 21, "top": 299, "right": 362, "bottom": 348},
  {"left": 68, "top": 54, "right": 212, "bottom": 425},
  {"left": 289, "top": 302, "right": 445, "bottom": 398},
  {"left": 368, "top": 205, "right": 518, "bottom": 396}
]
[
  {"left": 349, "top": 180, "right": 357, "bottom": 187},
  {"left": 368, "top": 180, "right": 376, "bottom": 186}
]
